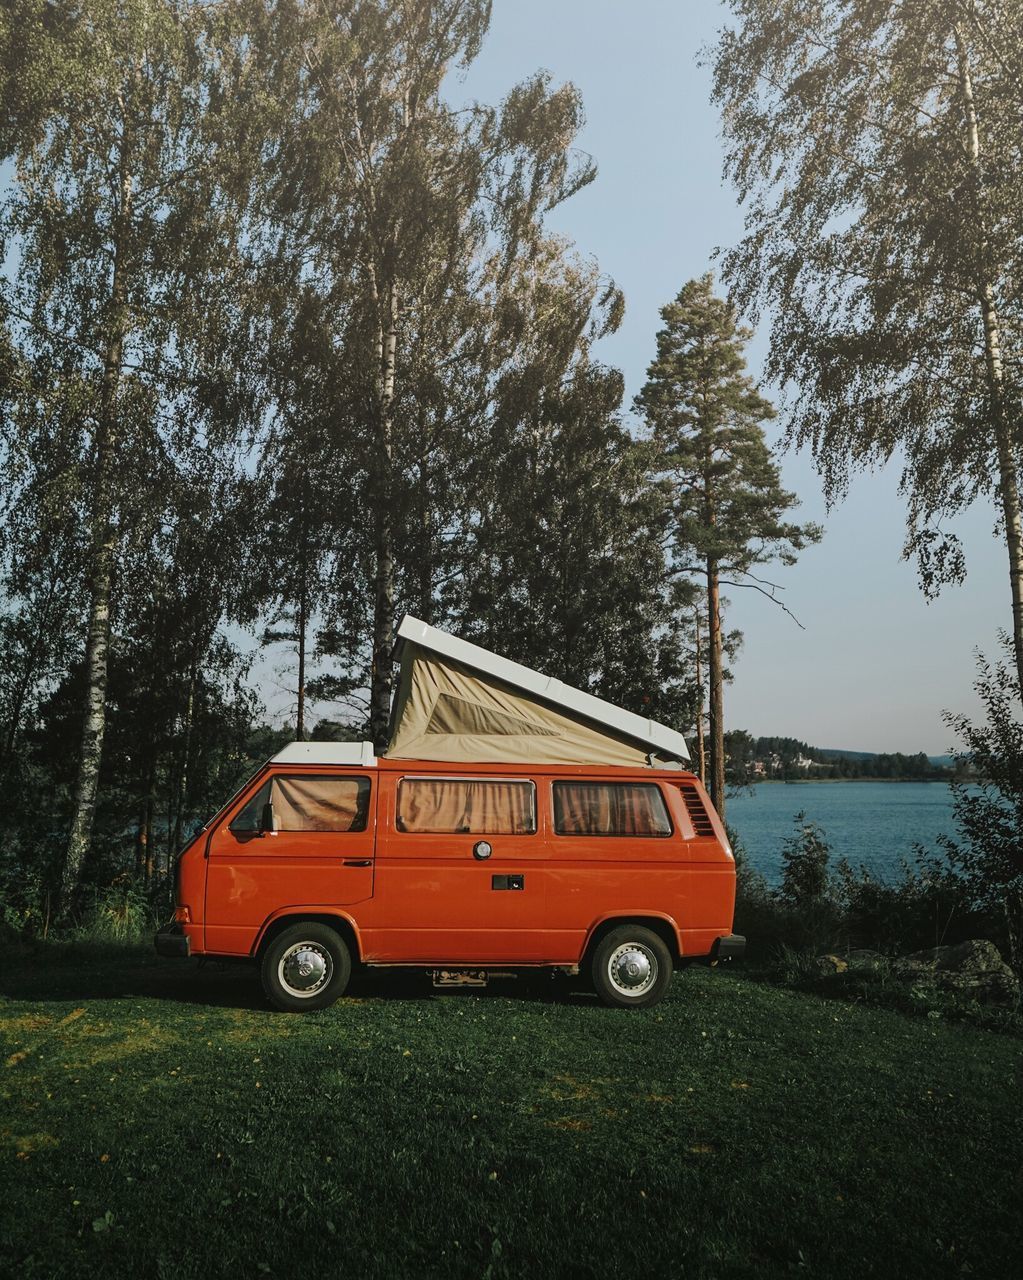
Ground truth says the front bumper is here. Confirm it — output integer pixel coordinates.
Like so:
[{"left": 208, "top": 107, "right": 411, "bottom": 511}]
[
  {"left": 710, "top": 933, "right": 746, "bottom": 963},
  {"left": 154, "top": 922, "right": 191, "bottom": 958}
]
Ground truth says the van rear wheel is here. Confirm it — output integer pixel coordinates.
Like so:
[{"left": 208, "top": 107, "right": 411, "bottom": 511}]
[
  {"left": 261, "top": 922, "right": 351, "bottom": 1012},
  {"left": 591, "top": 925, "right": 673, "bottom": 1009}
]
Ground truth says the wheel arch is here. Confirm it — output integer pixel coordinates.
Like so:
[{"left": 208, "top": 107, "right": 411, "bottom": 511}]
[
  {"left": 581, "top": 913, "right": 682, "bottom": 967},
  {"left": 253, "top": 910, "right": 363, "bottom": 963}
]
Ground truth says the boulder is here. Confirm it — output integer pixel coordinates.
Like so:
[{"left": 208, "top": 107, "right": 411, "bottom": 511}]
[{"left": 892, "top": 940, "right": 1020, "bottom": 1003}]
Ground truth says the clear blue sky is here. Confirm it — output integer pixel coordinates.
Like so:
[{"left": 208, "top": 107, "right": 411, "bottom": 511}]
[{"left": 452, "top": 0, "right": 1008, "bottom": 755}]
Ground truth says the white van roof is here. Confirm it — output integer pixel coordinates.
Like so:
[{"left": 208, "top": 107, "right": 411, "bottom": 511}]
[
  {"left": 271, "top": 741, "right": 377, "bottom": 767},
  {"left": 388, "top": 615, "right": 690, "bottom": 766}
]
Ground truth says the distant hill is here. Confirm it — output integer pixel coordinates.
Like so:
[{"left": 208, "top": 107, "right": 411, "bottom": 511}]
[
  {"left": 726, "top": 733, "right": 958, "bottom": 781},
  {"left": 821, "top": 748, "right": 956, "bottom": 767}
]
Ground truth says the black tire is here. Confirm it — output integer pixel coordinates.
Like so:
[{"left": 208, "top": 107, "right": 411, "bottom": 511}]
[
  {"left": 260, "top": 922, "right": 352, "bottom": 1012},
  {"left": 591, "top": 924, "right": 673, "bottom": 1009}
]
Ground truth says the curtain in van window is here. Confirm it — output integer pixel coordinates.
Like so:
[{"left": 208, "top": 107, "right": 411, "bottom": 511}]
[
  {"left": 553, "top": 782, "right": 670, "bottom": 837},
  {"left": 270, "top": 776, "right": 369, "bottom": 832},
  {"left": 397, "top": 779, "right": 535, "bottom": 833}
]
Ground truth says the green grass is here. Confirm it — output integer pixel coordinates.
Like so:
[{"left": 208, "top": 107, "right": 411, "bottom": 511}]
[{"left": 1, "top": 946, "right": 1021, "bottom": 1279}]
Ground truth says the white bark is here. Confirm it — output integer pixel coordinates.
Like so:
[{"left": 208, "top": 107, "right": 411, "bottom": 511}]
[
  {"left": 60, "top": 116, "right": 133, "bottom": 914},
  {"left": 956, "top": 26, "right": 1023, "bottom": 700}
]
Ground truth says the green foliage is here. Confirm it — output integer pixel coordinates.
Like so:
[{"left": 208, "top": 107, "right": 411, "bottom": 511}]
[
  {"left": 726, "top": 733, "right": 956, "bottom": 783},
  {"left": 734, "top": 809, "right": 1002, "bottom": 965},
  {"left": 778, "top": 811, "right": 832, "bottom": 908},
  {"left": 712, "top": 0, "right": 1023, "bottom": 693},
  {"left": 635, "top": 276, "right": 819, "bottom": 583},
  {"left": 772, "top": 811, "right": 839, "bottom": 952},
  {"left": 939, "top": 636, "right": 1023, "bottom": 972},
  {"left": 451, "top": 363, "right": 698, "bottom": 727},
  {"left": 729, "top": 824, "right": 788, "bottom": 954},
  {"left": 73, "top": 883, "right": 155, "bottom": 945}
]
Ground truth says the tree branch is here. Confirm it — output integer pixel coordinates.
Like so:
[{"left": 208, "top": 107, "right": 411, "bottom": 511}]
[{"left": 719, "top": 576, "right": 807, "bottom": 629}]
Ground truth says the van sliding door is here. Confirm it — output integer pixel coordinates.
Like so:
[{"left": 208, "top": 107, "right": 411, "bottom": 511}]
[{"left": 368, "top": 774, "right": 549, "bottom": 964}]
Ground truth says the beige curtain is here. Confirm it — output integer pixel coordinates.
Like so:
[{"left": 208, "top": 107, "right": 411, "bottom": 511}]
[
  {"left": 396, "top": 779, "right": 535, "bottom": 834},
  {"left": 553, "top": 782, "right": 670, "bottom": 837},
  {"left": 270, "top": 776, "right": 368, "bottom": 832}
]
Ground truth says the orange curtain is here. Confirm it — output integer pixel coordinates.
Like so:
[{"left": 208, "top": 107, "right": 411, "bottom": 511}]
[
  {"left": 397, "top": 779, "right": 535, "bottom": 833},
  {"left": 553, "top": 782, "right": 670, "bottom": 836}
]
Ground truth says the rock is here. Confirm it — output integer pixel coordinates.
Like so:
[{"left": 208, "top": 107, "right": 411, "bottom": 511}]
[
  {"left": 843, "top": 949, "right": 888, "bottom": 973},
  {"left": 892, "top": 940, "right": 1020, "bottom": 1003},
  {"left": 811, "top": 950, "right": 887, "bottom": 977}
]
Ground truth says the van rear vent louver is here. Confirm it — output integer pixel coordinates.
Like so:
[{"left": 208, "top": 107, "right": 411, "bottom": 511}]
[{"left": 679, "top": 784, "right": 716, "bottom": 837}]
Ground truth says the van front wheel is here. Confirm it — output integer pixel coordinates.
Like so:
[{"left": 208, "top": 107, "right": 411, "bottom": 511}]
[
  {"left": 261, "top": 922, "right": 351, "bottom": 1012},
  {"left": 592, "top": 925, "right": 673, "bottom": 1009}
]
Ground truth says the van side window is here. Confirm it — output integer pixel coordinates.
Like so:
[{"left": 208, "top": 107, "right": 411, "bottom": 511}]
[
  {"left": 230, "top": 776, "right": 371, "bottom": 833},
  {"left": 552, "top": 781, "right": 672, "bottom": 837},
  {"left": 396, "top": 778, "right": 536, "bottom": 834}
]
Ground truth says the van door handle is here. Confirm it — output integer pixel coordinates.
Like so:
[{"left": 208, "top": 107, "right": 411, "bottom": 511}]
[{"left": 343, "top": 859, "right": 373, "bottom": 867}]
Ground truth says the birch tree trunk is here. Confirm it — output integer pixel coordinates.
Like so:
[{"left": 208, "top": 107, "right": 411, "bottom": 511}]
[
  {"left": 59, "top": 124, "right": 133, "bottom": 915},
  {"left": 956, "top": 28, "right": 1023, "bottom": 699},
  {"left": 297, "top": 526, "right": 308, "bottom": 740},
  {"left": 171, "top": 659, "right": 196, "bottom": 856}
]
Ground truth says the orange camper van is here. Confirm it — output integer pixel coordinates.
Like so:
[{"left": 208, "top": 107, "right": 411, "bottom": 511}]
[{"left": 155, "top": 616, "right": 744, "bottom": 1011}]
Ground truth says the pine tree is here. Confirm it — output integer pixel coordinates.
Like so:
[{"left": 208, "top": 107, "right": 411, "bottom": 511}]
[
  {"left": 453, "top": 361, "right": 698, "bottom": 730},
  {"left": 635, "top": 276, "right": 821, "bottom": 820}
]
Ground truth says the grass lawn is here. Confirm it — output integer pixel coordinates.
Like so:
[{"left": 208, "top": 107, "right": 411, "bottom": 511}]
[{"left": 1, "top": 946, "right": 1021, "bottom": 1279}]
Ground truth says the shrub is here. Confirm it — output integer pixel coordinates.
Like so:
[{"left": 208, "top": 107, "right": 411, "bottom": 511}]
[
  {"left": 729, "top": 829, "right": 795, "bottom": 959},
  {"left": 0, "top": 857, "right": 53, "bottom": 937},
  {"left": 774, "top": 811, "right": 841, "bottom": 953},
  {"left": 833, "top": 856, "right": 996, "bottom": 956},
  {"left": 939, "top": 637, "right": 1023, "bottom": 974},
  {"left": 74, "top": 881, "right": 157, "bottom": 944}
]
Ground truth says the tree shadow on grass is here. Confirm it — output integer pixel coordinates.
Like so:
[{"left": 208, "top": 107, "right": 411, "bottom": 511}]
[{"left": 0, "top": 945, "right": 597, "bottom": 1011}]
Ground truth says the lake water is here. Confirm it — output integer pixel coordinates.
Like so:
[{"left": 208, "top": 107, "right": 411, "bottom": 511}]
[{"left": 726, "top": 781, "right": 960, "bottom": 885}]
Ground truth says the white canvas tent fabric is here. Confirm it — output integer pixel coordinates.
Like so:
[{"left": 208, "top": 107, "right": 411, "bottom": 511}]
[{"left": 385, "top": 618, "right": 690, "bottom": 767}]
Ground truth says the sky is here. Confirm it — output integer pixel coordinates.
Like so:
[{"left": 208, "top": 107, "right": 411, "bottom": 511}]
[{"left": 445, "top": 0, "right": 1010, "bottom": 755}]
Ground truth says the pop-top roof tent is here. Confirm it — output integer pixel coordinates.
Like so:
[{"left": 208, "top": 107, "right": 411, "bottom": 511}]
[{"left": 384, "top": 615, "right": 690, "bottom": 768}]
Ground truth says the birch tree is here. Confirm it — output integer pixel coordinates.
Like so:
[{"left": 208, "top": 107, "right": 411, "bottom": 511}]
[
  {"left": 712, "top": 0, "right": 1023, "bottom": 700},
  {"left": 245, "top": 0, "right": 605, "bottom": 747},
  {"left": 0, "top": 0, "right": 250, "bottom": 911}
]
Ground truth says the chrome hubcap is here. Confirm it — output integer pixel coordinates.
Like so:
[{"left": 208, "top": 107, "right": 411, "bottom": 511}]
[
  {"left": 607, "top": 943, "right": 656, "bottom": 996},
  {"left": 279, "top": 942, "right": 332, "bottom": 997}
]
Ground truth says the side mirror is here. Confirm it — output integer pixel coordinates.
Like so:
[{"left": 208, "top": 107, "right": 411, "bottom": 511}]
[{"left": 260, "top": 802, "right": 278, "bottom": 835}]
